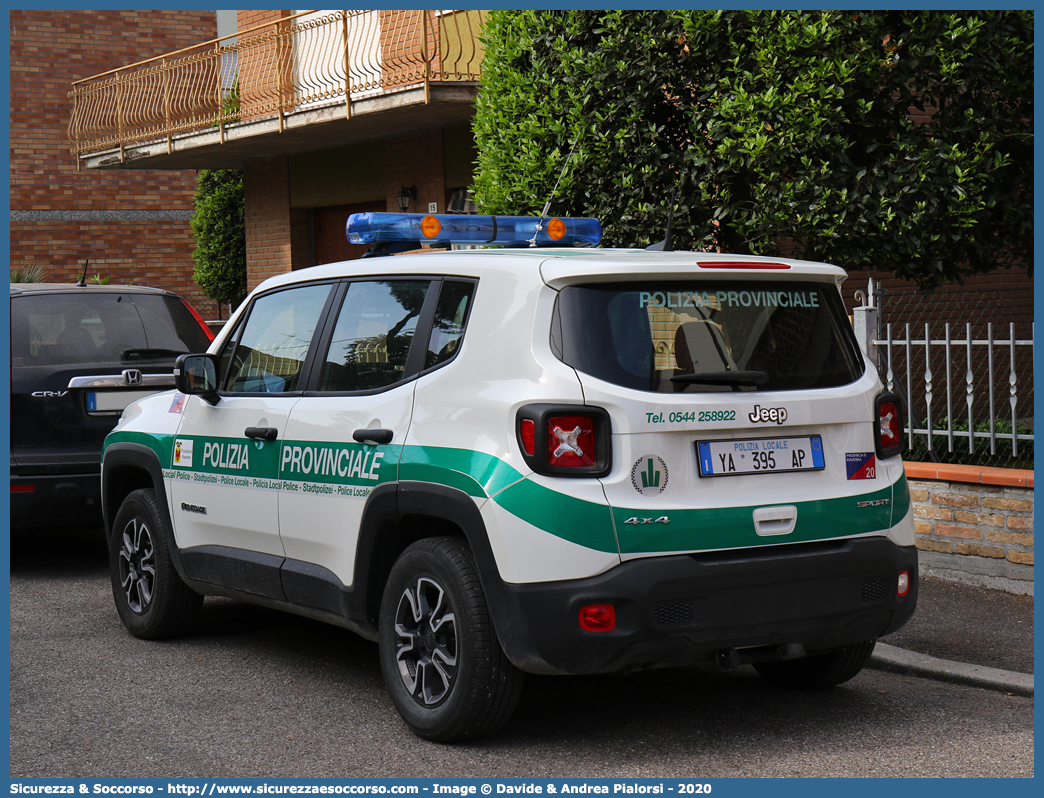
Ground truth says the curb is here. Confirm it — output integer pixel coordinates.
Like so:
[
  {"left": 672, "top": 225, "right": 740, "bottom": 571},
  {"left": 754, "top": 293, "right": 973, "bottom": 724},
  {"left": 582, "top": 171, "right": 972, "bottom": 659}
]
[{"left": 868, "top": 643, "right": 1034, "bottom": 698}]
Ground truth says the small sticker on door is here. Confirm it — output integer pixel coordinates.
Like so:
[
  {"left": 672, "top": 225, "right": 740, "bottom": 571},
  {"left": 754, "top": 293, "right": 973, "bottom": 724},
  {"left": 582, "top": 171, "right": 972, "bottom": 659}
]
[
  {"left": 173, "top": 439, "right": 193, "bottom": 468},
  {"left": 846, "top": 452, "right": 876, "bottom": 480}
]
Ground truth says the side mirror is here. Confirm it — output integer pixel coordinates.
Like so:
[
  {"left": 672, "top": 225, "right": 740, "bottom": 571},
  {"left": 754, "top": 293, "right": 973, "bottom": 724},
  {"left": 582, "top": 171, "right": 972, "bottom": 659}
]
[{"left": 174, "top": 353, "right": 219, "bottom": 405}]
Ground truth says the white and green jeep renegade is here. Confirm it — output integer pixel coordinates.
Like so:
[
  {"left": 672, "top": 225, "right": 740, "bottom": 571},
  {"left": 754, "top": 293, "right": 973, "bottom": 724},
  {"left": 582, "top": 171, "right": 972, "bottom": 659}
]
[{"left": 101, "top": 212, "right": 916, "bottom": 741}]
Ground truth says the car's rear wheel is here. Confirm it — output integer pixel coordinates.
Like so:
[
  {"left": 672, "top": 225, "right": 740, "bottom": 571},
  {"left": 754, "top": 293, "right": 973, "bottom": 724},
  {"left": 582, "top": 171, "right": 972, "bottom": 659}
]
[
  {"left": 753, "top": 639, "right": 877, "bottom": 689},
  {"left": 378, "top": 537, "right": 523, "bottom": 742},
  {"left": 109, "top": 488, "right": 202, "bottom": 639}
]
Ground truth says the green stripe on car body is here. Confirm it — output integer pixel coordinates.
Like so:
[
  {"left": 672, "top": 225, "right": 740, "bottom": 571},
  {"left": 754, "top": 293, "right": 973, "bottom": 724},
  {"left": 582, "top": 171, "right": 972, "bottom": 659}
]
[
  {"left": 399, "top": 446, "right": 521, "bottom": 498},
  {"left": 612, "top": 483, "right": 896, "bottom": 553},
  {"left": 103, "top": 430, "right": 175, "bottom": 467},
  {"left": 104, "top": 431, "right": 905, "bottom": 555}
]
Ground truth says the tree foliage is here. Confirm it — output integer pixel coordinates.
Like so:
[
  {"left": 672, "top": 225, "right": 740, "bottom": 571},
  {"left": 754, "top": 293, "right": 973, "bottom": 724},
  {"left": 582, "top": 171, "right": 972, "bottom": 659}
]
[
  {"left": 472, "top": 10, "right": 1032, "bottom": 288},
  {"left": 191, "top": 169, "right": 247, "bottom": 309}
]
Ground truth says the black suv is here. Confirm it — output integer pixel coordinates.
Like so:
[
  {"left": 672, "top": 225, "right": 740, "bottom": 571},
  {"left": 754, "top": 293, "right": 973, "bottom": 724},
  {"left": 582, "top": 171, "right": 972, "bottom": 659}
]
[{"left": 10, "top": 283, "right": 214, "bottom": 530}]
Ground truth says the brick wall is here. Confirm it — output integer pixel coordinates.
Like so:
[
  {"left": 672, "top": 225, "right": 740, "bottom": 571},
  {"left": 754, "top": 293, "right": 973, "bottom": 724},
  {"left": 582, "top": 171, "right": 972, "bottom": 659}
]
[
  {"left": 384, "top": 129, "right": 447, "bottom": 214},
  {"left": 10, "top": 9, "right": 219, "bottom": 317},
  {"left": 907, "top": 464, "right": 1033, "bottom": 589},
  {"left": 842, "top": 268, "right": 1034, "bottom": 334},
  {"left": 237, "top": 10, "right": 290, "bottom": 31},
  {"left": 10, "top": 220, "right": 200, "bottom": 298},
  {"left": 244, "top": 157, "right": 293, "bottom": 290}
]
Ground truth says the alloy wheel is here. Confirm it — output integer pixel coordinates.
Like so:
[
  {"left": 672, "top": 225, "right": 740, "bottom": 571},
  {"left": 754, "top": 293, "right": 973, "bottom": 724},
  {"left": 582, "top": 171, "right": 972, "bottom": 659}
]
[
  {"left": 393, "top": 576, "right": 458, "bottom": 705},
  {"left": 118, "top": 517, "right": 157, "bottom": 614}
]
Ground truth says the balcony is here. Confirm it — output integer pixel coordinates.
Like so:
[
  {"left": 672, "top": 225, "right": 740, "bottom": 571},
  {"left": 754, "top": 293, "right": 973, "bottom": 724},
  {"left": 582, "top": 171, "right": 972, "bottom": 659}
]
[{"left": 68, "top": 10, "right": 486, "bottom": 171}]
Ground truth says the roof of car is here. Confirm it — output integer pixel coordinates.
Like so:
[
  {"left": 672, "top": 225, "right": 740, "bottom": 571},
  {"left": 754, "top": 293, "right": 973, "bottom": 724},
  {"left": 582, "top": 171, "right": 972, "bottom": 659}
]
[
  {"left": 9, "top": 282, "right": 174, "bottom": 297},
  {"left": 251, "top": 247, "right": 849, "bottom": 296}
]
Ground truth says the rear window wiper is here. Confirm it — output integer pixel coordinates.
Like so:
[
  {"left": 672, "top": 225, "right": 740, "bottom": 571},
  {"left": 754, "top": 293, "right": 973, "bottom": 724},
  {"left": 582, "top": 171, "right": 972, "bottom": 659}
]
[
  {"left": 121, "top": 348, "right": 187, "bottom": 360},
  {"left": 671, "top": 369, "right": 769, "bottom": 387}
]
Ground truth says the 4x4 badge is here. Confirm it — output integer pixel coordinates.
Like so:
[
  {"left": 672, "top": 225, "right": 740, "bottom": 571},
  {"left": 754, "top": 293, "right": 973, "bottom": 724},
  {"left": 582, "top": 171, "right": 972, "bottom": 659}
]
[{"left": 630, "top": 455, "right": 669, "bottom": 496}]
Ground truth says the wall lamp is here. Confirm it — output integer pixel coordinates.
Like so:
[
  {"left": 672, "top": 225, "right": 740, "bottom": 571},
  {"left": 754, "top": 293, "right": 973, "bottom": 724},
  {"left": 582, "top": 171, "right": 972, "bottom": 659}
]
[{"left": 396, "top": 185, "right": 417, "bottom": 212}]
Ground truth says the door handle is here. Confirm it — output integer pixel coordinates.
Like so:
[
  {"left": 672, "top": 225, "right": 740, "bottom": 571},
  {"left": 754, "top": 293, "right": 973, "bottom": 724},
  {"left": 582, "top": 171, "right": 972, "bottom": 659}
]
[
  {"left": 752, "top": 505, "right": 797, "bottom": 536},
  {"left": 244, "top": 426, "right": 278, "bottom": 441},
  {"left": 353, "top": 428, "right": 393, "bottom": 445}
]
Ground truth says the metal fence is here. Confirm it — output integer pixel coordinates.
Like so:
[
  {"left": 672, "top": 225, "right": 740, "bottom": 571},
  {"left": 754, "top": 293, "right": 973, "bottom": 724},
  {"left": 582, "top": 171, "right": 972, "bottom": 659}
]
[
  {"left": 854, "top": 279, "right": 1034, "bottom": 469},
  {"left": 67, "top": 9, "right": 486, "bottom": 164}
]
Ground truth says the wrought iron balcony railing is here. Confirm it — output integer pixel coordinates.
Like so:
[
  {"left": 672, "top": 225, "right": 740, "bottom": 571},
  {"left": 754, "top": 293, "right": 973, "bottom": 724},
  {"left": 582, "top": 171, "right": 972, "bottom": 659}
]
[{"left": 68, "top": 9, "right": 486, "bottom": 164}]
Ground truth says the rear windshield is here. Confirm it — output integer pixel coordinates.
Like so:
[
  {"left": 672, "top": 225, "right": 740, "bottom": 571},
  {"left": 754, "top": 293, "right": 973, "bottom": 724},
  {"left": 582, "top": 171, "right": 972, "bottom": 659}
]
[
  {"left": 10, "top": 291, "right": 212, "bottom": 367},
  {"left": 551, "top": 280, "right": 865, "bottom": 393}
]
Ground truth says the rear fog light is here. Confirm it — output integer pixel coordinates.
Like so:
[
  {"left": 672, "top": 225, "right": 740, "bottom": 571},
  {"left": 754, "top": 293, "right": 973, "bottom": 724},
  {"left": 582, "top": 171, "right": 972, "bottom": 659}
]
[{"left": 578, "top": 604, "right": 616, "bottom": 632}]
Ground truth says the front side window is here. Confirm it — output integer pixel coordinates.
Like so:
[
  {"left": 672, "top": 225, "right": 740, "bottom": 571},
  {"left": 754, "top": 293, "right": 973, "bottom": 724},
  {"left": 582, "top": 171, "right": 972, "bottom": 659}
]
[
  {"left": 552, "top": 280, "right": 864, "bottom": 393},
  {"left": 319, "top": 280, "right": 431, "bottom": 392},
  {"left": 224, "top": 284, "right": 332, "bottom": 393}
]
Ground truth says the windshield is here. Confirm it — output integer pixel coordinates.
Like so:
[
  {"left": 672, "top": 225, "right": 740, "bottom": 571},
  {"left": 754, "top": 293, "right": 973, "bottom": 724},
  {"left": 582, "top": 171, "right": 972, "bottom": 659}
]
[{"left": 551, "top": 280, "right": 865, "bottom": 393}]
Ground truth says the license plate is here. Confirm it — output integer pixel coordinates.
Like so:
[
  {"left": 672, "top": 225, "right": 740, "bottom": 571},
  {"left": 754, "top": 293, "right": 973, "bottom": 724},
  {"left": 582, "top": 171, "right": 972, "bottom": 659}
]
[
  {"left": 87, "top": 389, "right": 158, "bottom": 414},
  {"left": 697, "top": 435, "right": 825, "bottom": 477}
]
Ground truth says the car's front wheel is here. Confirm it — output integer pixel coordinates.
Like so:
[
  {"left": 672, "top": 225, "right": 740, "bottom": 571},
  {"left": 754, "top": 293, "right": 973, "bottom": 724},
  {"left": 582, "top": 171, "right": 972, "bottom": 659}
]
[
  {"left": 378, "top": 537, "right": 523, "bottom": 742},
  {"left": 109, "top": 488, "right": 202, "bottom": 639},
  {"left": 753, "top": 639, "right": 877, "bottom": 689}
]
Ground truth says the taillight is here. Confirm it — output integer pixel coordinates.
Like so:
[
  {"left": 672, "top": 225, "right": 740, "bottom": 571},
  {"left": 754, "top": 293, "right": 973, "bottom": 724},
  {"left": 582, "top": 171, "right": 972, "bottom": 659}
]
[
  {"left": 516, "top": 405, "right": 611, "bottom": 477},
  {"left": 519, "top": 419, "right": 536, "bottom": 456},
  {"left": 11, "top": 485, "right": 34, "bottom": 493},
  {"left": 181, "top": 297, "right": 215, "bottom": 342},
  {"left": 547, "top": 415, "right": 596, "bottom": 468},
  {"left": 874, "top": 392, "right": 905, "bottom": 458}
]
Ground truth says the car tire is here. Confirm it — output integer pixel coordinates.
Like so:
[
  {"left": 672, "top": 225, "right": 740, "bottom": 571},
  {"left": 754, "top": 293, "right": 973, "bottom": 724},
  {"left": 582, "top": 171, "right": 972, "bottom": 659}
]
[
  {"left": 753, "top": 639, "right": 877, "bottom": 689},
  {"left": 378, "top": 537, "right": 523, "bottom": 742},
  {"left": 109, "top": 488, "right": 202, "bottom": 640}
]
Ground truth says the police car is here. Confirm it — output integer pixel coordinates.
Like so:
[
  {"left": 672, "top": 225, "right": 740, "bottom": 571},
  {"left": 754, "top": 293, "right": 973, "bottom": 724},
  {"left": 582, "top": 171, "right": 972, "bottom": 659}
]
[{"left": 101, "top": 212, "right": 916, "bottom": 741}]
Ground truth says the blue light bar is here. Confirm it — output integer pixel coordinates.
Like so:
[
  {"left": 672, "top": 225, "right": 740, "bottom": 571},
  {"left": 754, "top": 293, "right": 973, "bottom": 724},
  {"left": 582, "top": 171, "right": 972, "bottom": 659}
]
[{"left": 346, "top": 212, "right": 602, "bottom": 248}]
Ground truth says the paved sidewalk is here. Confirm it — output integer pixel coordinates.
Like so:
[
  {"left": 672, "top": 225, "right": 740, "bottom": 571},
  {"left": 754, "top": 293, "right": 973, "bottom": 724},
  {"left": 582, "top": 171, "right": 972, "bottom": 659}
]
[{"left": 869, "top": 575, "right": 1034, "bottom": 696}]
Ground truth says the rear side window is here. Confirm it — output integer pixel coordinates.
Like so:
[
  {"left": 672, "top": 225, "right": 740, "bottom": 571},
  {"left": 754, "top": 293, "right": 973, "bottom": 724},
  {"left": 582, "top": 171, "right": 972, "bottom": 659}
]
[
  {"left": 552, "top": 280, "right": 864, "bottom": 393},
  {"left": 10, "top": 291, "right": 212, "bottom": 367},
  {"left": 425, "top": 280, "right": 475, "bottom": 369},
  {"left": 319, "top": 280, "right": 431, "bottom": 392}
]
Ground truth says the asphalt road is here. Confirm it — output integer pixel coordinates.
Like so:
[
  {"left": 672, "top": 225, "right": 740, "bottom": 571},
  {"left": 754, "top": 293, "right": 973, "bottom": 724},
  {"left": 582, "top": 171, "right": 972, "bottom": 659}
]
[
  {"left": 9, "top": 527, "right": 1034, "bottom": 779},
  {"left": 883, "top": 574, "right": 1034, "bottom": 674}
]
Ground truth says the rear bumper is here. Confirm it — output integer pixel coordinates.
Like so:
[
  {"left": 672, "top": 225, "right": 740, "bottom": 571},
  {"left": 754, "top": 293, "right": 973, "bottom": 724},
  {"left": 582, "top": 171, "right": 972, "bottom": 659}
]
[
  {"left": 488, "top": 537, "right": 918, "bottom": 675},
  {"left": 10, "top": 472, "right": 103, "bottom": 530}
]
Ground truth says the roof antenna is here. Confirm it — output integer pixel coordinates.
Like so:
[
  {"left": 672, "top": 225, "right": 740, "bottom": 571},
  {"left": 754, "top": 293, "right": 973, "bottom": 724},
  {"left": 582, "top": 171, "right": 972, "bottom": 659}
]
[
  {"left": 530, "top": 131, "right": 581, "bottom": 247},
  {"left": 76, "top": 258, "right": 89, "bottom": 286},
  {"left": 646, "top": 185, "right": 680, "bottom": 252}
]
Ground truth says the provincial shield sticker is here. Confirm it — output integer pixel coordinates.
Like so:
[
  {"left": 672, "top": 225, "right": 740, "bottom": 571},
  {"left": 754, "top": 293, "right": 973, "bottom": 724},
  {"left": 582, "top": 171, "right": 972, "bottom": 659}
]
[
  {"left": 846, "top": 451, "right": 876, "bottom": 480},
  {"left": 173, "top": 438, "right": 193, "bottom": 468}
]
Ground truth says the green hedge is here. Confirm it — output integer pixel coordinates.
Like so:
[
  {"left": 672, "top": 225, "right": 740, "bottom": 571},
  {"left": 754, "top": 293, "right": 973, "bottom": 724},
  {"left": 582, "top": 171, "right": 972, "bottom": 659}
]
[
  {"left": 472, "top": 10, "right": 1033, "bottom": 289},
  {"left": 191, "top": 169, "right": 246, "bottom": 312}
]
